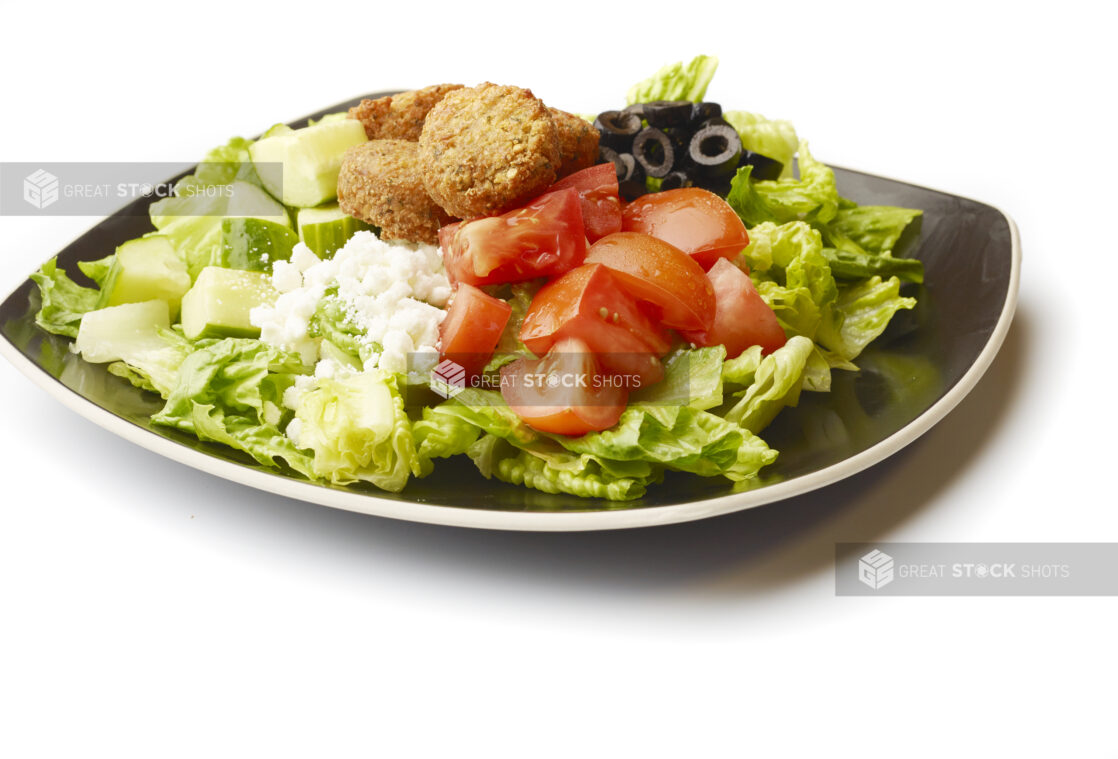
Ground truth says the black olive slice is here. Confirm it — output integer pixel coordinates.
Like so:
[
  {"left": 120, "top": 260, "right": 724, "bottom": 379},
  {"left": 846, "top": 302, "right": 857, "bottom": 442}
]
[
  {"left": 641, "top": 100, "right": 693, "bottom": 129},
  {"left": 690, "top": 101, "right": 722, "bottom": 125},
  {"left": 632, "top": 127, "right": 675, "bottom": 178},
  {"left": 659, "top": 171, "right": 692, "bottom": 191},
  {"left": 740, "top": 151, "right": 784, "bottom": 181},
  {"left": 593, "top": 110, "right": 643, "bottom": 152},
  {"left": 687, "top": 123, "right": 742, "bottom": 178}
]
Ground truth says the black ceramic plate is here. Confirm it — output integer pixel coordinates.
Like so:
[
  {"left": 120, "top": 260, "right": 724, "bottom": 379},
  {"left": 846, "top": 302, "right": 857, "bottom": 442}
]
[{"left": 0, "top": 94, "right": 1020, "bottom": 530}]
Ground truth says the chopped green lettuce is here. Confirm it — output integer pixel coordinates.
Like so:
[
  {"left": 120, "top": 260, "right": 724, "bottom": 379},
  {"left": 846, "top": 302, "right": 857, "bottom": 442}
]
[
  {"left": 723, "top": 336, "right": 813, "bottom": 432},
  {"left": 626, "top": 54, "right": 719, "bottom": 105},
  {"left": 29, "top": 258, "right": 101, "bottom": 338},
  {"left": 77, "top": 255, "right": 116, "bottom": 288},
  {"left": 293, "top": 369, "right": 422, "bottom": 492},
  {"left": 829, "top": 205, "right": 922, "bottom": 255},
  {"left": 722, "top": 111, "right": 799, "bottom": 180},
  {"left": 152, "top": 338, "right": 314, "bottom": 476},
  {"left": 816, "top": 276, "right": 916, "bottom": 361},
  {"left": 632, "top": 345, "right": 726, "bottom": 410},
  {"left": 727, "top": 141, "right": 839, "bottom": 226}
]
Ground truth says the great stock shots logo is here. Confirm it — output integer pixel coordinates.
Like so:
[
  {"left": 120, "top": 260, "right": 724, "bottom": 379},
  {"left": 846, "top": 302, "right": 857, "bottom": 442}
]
[
  {"left": 430, "top": 359, "right": 466, "bottom": 399},
  {"left": 23, "top": 169, "right": 59, "bottom": 209},
  {"left": 858, "top": 549, "right": 895, "bottom": 590}
]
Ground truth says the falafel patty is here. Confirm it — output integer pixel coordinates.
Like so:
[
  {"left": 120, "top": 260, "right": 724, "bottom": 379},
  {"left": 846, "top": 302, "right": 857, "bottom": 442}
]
[
  {"left": 348, "top": 84, "right": 464, "bottom": 141},
  {"left": 337, "top": 139, "right": 454, "bottom": 245},
  {"left": 418, "top": 83, "right": 560, "bottom": 219},
  {"left": 550, "top": 108, "right": 600, "bottom": 178}
]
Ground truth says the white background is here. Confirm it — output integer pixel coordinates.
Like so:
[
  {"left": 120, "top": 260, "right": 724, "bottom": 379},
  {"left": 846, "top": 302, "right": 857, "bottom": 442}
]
[{"left": 1, "top": 1, "right": 1115, "bottom": 756}]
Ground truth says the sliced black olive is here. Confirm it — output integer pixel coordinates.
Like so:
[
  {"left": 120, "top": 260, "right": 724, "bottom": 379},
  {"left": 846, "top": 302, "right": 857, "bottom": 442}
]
[
  {"left": 599, "top": 145, "right": 622, "bottom": 176},
  {"left": 618, "top": 179, "right": 648, "bottom": 201},
  {"left": 690, "top": 101, "right": 722, "bottom": 125},
  {"left": 593, "top": 110, "right": 643, "bottom": 152},
  {"left": 659, "top": 171, "right": 692, "bottom": 191},
  {"left": 616, "top": 152, "right": 645, "bottom": 184},
  {"left": 687, "top": 123, "right": 742, "bottom": 178},
  {"left": 740, "top": 151, "right": 784, "bottom": 181},
  {"left": 697, "top": 115, "right": 731, "bottom": 130},
  {"left": 641, "top": 100, "right": 693, "bottom": 129},
  {"left": 621, "top": 103, "right": 645, "bottom": 120},
  {"left": 632, "top": 127, "right": 675, "bottom": 178}
]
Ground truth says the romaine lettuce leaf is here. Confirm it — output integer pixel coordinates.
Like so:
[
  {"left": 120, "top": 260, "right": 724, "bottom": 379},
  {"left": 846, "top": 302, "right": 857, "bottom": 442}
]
[
  {"left": 412, "top": 406, "right": 481, "bottom": 475},
  {"left": 562, "top": 404, "right": 776, "bottom": 483},
  {"left": 77, "top": 255, "right": 116, "bottom": 288},
  {"left": 293, "top": 369, "right": 422, "bottom": 492},
  {"left": 152, "top": 338, "right": 313, "bottom": 476},
  {"left": 29, "top": 258, "right": 100, "bottom": 338},
  {"left": 631, "top": 345, "right": 726, "bottom": 410},
  {"left": 723, "top": 336, "right": 813, "bottom": 432},
  {"left": 727, "top": 142, "right": 838, "bottom": 226},
  {"left": 815, "top": 276, "right": 916, "bottom": 362},
  {"left": 829, "top": 205, "right": 922, "bottom": 255},
  {"left": 467, "top": 434, "right": 657, "bottom": 501},
  {"left": 821, "top": 247, "right": 924, "bottom": 283},
  {"left": 722, "top": 111, "right": 798, "bottom": 180},
  {"left": 105, "top": 327, "right": 195, "bottom": 398},
  {"left": 626, "top": 54, "right": 719, "bottom": 105}
]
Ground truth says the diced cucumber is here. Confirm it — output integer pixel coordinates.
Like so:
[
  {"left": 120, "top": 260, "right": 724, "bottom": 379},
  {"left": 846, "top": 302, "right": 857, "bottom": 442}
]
[
  {"left": 76, "top": 300, "right": 170, "bottom": 363},
  {"left": 225, "top": 179, "right": 290, "bottom": 227},
  {"left": 180, "top": 266, "right": 277, "bottom": 340},
  {"left": 249, "top": 119, "right": 367, "bottom": 208},
  {"left": 97, "top": 236, "right": 192, "bottom": 318},
  {"left": 296, "top": 204, "right": 373, "bottom": 258},
  {"left": 219, "top": 217, "right": 299, "bottom": 272}
]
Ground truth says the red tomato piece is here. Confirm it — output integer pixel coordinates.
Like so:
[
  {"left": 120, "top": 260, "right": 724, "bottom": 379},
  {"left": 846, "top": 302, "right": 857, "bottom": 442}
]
[
  {"left": 548, "top": 163, "right": 622, "bottom": 243},
  {"left": 679, "top": 258, "right": 787, "bottom": 358},
  {"left": 438, "top": 283, "right": 513, "bottom": 379},
  {"left": 519, "top": 263, "right": 668, "bottom": 386},
  {"left": 584, "top": 231, "right": 716, "bottom": 332},
  {"left": 621, "top": 187, "right": 750, "bottom": 270},
  {"left": 500, "top": 338, "right": 627, "bottom": 436},
  {"left": 439, "top": 188, "right": 586, "bottom": 286}
]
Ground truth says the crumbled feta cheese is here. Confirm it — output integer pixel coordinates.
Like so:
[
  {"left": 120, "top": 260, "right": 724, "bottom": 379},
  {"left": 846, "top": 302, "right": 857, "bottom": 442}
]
[
  {"left": 252, "top": 230, "right": 450, "bottom": 382},
  {"left": 285, "top": 418, "right": 303, "bottom": 448},
  {"left": 290, "top": 242, "right": 320, "bottom": 274}
]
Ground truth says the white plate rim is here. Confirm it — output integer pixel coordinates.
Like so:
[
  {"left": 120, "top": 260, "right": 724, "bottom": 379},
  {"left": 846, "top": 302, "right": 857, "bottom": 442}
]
[{"left": 0, "top": 187, "right": 1021, "bottom": 532}]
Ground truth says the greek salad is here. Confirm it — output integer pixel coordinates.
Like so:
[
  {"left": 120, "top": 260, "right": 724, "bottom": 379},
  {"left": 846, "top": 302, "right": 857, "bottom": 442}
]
[{"left": 29, "top": 56, "right": 924, "bottom": 501}]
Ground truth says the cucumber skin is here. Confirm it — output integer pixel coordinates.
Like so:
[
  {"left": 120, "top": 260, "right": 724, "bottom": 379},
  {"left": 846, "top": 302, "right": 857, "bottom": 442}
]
[{"left": 219, "top": 218, "right": 299, "bottom": 272}]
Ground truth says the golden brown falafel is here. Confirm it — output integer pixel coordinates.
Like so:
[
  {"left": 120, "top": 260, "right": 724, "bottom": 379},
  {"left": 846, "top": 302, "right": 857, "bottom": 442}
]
[
  {"left": 550, "top": 108, "right": 600, "bottom": 178},
  {"left": 418, "top": 83, "right": 561, "bottom": 219},
  {"left": 348, "top": 84, "right": 464, "bottom": 141},
  {"left": 337, "top": 139, "right": 455, "bottom": 245}
]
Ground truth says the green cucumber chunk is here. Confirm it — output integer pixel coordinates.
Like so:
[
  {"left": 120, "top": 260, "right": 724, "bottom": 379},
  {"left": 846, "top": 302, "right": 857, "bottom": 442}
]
[
  {"left": 296, "top": 204, "right": 372, "bottom": 258},
  {"left": 181, "top": 267, "right": 277, "bottom": 340},
  {"left": 97, "top": 236, "right": 191, "bottom": 318},
  {"left": 76, "top": 300, "right": 170, "bottom": 363},
  {"left": 249, "top": 119, "right": 367, "bottom": 208},
  {"left": 219, "top": 218, "right": 299, "bottom": 272},
  {"left": 225, "top": 179, "right": 290, "bottom": 227}
]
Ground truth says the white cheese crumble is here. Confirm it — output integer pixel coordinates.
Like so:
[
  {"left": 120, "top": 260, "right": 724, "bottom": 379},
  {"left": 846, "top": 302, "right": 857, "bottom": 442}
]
[{"left": 251, "top": 232, "right": 451, "bottom": 377}]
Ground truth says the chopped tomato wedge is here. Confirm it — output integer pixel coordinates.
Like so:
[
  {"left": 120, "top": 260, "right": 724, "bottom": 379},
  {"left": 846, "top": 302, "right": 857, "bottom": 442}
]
[
  {"left": 438, "top": 283, "right": 512, "bottom": 379},
  {"left": 621, "top": 187, "right": 750, "bottom": 270},
  {"left": 679, "top": 258, "right": 787, "bottom": 358},
  {"left": 520, "top": 263, "right": 668, "bottom": 386},
  {"left": 584, "top": 231, "right": 716, "bottom": 331},
  {"left": 548, "top": 163, "right": 622, "bottom": 243},
  {"left": 500, "top": 338, "right": 627, "bottom": 436},
  {"left": 439, "top": 188, "right": 586, "bottom": 286}
]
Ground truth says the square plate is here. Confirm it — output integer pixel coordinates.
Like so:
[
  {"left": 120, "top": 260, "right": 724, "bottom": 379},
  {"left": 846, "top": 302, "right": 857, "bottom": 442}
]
[{"left": 0, "top": 94, "right": 1020, "bottom": 530}]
